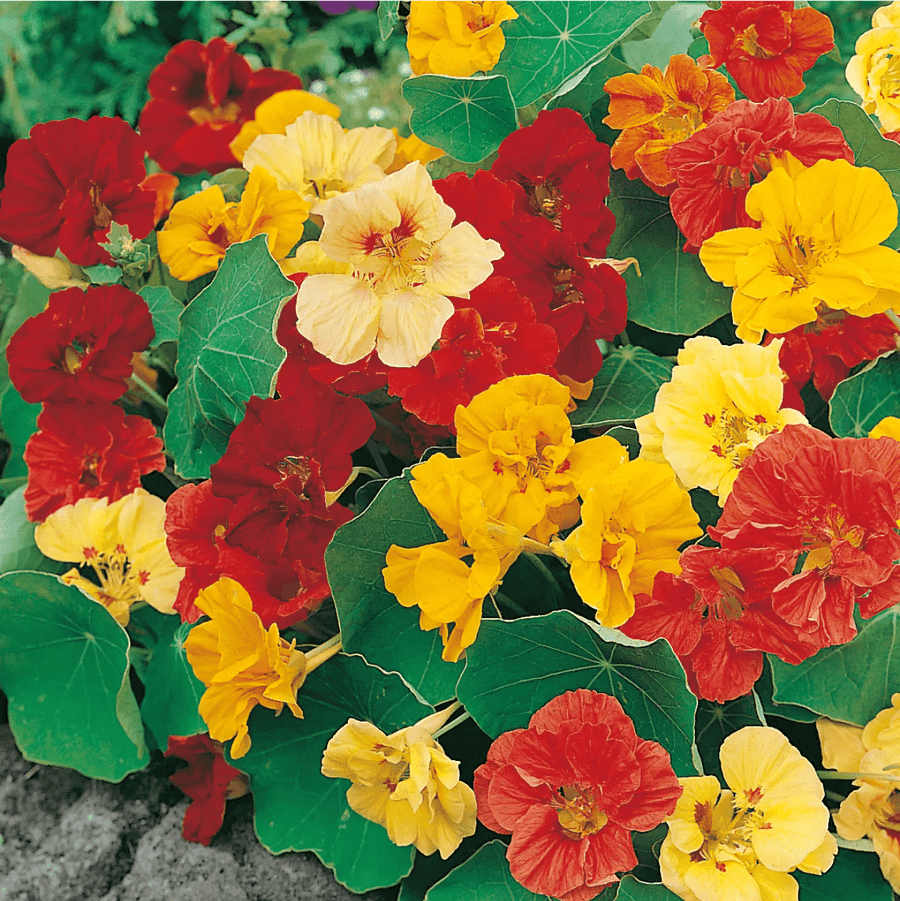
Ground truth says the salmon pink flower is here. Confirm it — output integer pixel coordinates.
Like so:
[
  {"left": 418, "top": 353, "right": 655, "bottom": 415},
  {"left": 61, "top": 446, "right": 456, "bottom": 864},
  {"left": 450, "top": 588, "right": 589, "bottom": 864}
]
[
  {"left": 474, "top": 689, "right": 682, "bottom": 900},
  {"left": 138, "top": 37, "right": 302, "bottom": 175},
  {"left": 0, "top": 117, "right": 156, "bottom": 266},
  {"left": 699, "top": 1, "right": 834, "bottom": 102}
]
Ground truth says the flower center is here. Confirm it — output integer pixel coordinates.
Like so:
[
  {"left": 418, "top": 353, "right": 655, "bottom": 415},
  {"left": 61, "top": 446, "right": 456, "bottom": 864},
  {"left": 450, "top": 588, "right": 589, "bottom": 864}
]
[
  {"left": 90, "top": 184, "right": 113, "bottom": 230},
  {"left": 737, "top": 25, "right": 777, "bottom": 60},
  {"left": 707, "top": 565, "right": 745, "bottom": 620},
  {"left": 773, "top": 228, "right": 835, "bottom": 292},
  {"left": 188, "top": 99, "right": 242, "bottom": 128},
  {"left": 364, "top": 225, "right": 431, "bottom": 292},
  {"left": 80, "top": 544, "right": 148, "bottom": 611},
  {"left": 556, "top": 785, "right": 608, "bottom": 839},
  {"left": 801, "top": 506, "right": 865, "bottom": 571},
  {"left": 526, "top": 181, "right": 563, "bottom": 228},
  {"left": 703, "top": 409, "right": 775, "bottom": 467}
]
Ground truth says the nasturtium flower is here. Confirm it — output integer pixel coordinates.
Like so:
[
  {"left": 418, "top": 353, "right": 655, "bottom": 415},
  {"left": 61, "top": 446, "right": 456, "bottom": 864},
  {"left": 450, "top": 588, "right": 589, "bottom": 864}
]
[
  {"left": 406, "top": 1, "right": 518, "bottom": 77},
  {"left": 34, "top": 489, "right": 183, "bottom": 626},
  {"left": 552, "top": 458, "right": 700, "bottom": 628},
  {"left": 157, "top": 166, "right": 309, "bottom": 281},
  {"left": 322, "top": 706, "right": 477, "bottom": 858},
  {"left": 661, "top": 726, "right": 836, "bottom": 901},
  {"left": 229, "top": 89, "right": 341, "bottom": 161},
  {"left": 184, "top": 577, "right": 341, "bottom": 759},
  {"left": 635, "top": 337, "right": 807, "bottom": 502},
  {"left": 847, "top": 2, "right": 900, "bottom": 133},
  {"left": 699, "top": 158, "right": 900, "bottom": 343},
  {"left": 819, "top": 696, "right": 900, "bottom": 893},
  {"left": 603, "top": 55, "right": 734, "bottom": 191},
  {"left": 243, "top": 111, "right": 395, "bottom": 215},
  {"left": 871, "top": 416, "right": 900, "bottom": 441},
  {"left": 10, "top": 247, "right": 88, "bottom": 292},
  {"left": 295, "top": 161, "right": 502, "bottom": 368},
  {"left": 387, "top": 131, "right": 445, "bottom": 173},
  {"left": 699, "top": 1, "right": 834, "bottom": 102},
  {"left": 475, "top": 690, "right": 682, "bottom": 900}
]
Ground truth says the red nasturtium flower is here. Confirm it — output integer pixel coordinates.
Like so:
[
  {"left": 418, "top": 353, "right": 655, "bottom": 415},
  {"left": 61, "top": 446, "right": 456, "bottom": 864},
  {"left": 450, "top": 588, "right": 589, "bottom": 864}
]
[
  {"left": 712, "top": 425, "right": 900, "bottom": 650},
  {"left": 23, "top": 403, "right": 165, "bottom": 523},
  {"left": 699, "top": 1, "right": 834, "bottom": 102},
  {"left": 621, "top": 545, "right": 819, "bottom": 703},
  {"left": 165, "top": 734, "right": 249, "bottom": 846},
  {"left": 474, "top": 689, "right": 682, "bottom": 901},
  {"left": 0, "top": 117, "right": 156, "bottom": 266},
  {"left": 7, "top": 284, "right": 155, "bottom": 404},
  {"left": 139, "top": 37, "right": 302, "bottom": 175},
  {"left": 668, "top": 98, "right": 854, "bottom": 250},
  {"left": 603, "top": 54, "right": 734, "bottom": 192}
]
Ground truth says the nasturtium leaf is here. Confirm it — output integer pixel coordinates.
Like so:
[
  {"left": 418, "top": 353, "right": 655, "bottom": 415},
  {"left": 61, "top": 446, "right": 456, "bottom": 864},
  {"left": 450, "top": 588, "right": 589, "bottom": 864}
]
[
  {"left": 0, "top": 386, "right": 39, "bottom": 479},
  {"left": 605, "top": 425, "right": 640, "bottom": 459},
  {"left": 496, "top": 552, "right": 565, "bottom": 616},
  {"left": 620, "top": 2, "right": 694, "bottom": 70},
  {"left": 755, "top": 658, "right": 818, "bottom": 724},
  {"left": 545, "top": 53, "right": 631, "bottom": 117},
  {"left": 569, "top": 346, "right": 673, "bottom": 428},
  {"left": 606, "top": 171, "right": 732, "bottom": 334},
  {"left": 83, "top": 263, "right": 122, "bottom": 284},
  {"left": 695, "top": 695, "right": 763, "bottom": 781},
  {"left": 616, "top": 876, "right": 681, "bottom": 901},
  {"left": 327, "top": 472, "right": 463, "bottom": 705},
  {"left": 491, "top": 1, "right": 652, "bottom": 108},
  {"left": 229, "top": 653, "right": 429, "bottom": 892},
  {"left": 403, "top": 75, "right": 518, "bottom": 164},
  {"left": 689, "top": 488, "right": 721, "bottom": 533},
  {"left": 795, "top": 849, "right": 893, "bottom": 901},
  {"left": 0, "top": 272, "right": 49, "bottom": 398},
  {"left": 456, "top": 610, "right": 699, "bottom": 775},
  {"left": 812, "top": 99, "right": 900, "bottom": 249},
  {"left": 0, "top": 486, "right": 66, "bottom": 576},
  {"left": 829, "top": 351, "right": 900, "bottom": 438},
  {"left": 139, "top": 612, "right": 205, "bottom": 751},
  {"left": 0, "top": 572, "right": 149, "bottom": 781},
  {"left": 769, "top": 608, "right": 900, "bottom": 726},
  {"left": 164, "top": 235, "right": 294, "bottom": 479},
  {"left": 397, "top": 829, "right": 494, "bottom": 901},
  {"left": 377, "top": 0, "right": 400, "bottom": 41},
  {"left": 140, "top": 285, "right": 183, "bottom": 345},
  {"left": 425, "top": 840, "right": 550, "bottom": 901}
]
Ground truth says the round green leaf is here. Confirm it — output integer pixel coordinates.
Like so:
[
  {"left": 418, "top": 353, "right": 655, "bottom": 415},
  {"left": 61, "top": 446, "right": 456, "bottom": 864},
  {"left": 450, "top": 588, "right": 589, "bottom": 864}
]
[
  {"left": 229, "top": 653, "right": 430, "bottom": 893},
  {"left": 695, "top": 695, "right": 763, "bottom": 781},
  {"left": 377, "top": 0, "right": 400, "bottom": 40},
  {"left": 607, "top": 171, "right": 732, "bottom": 334},
  {"left": 327, "top": 473, "right": 464, "bottom": 705},
  {"left": 0, "top": 486, "right": 66, "bottom": 575},
  {"left": 164, "top": 234, "right": 294, "bottom": 478},
  {"left": 0, "top": 572, "right": 149, "bottom": 781},
  {"left": 140, "top": 285, "right": 183, "bottom": 346},
  {"left": 756, "top": 658, "right": 818, "bottom": 724},
  {"left": 616, "top": 876, "right": 681, "bottom": 901},
  {"left": 456, "top": 610, "right": 699, "bottom": 775},
  {"left": 403, "top": 75, "right": 518, "bottom": 164},
  {"left": 795, "top": 849, "right": 893, "bottom": 901},
  {"left": 569, "top": 346, "right": 674, "bottom": 428},
  {"left": 1, "top": 386, "right": 39, "bottom": 480},
  {"left": 769, "top": 608, "right": 900, "bottom": 727},
  {"left": 829, "top": 351, "right": 900, "bottom": 438},
  {"left": 545, "top": 54, "right": 631, "bottom": 117},
  {"left": 492, "top": 1, "right": 652, "bottom": 108}
]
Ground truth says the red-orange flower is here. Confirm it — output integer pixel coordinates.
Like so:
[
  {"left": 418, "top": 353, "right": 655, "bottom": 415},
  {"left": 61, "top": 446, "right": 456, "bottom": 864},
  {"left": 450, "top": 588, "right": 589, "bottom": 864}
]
[
  {"left": 699, "top": 1, "right": 834, "bottom": 102},
  {"left": 603, "top": 54, "right": 734, "bottom": 192}
]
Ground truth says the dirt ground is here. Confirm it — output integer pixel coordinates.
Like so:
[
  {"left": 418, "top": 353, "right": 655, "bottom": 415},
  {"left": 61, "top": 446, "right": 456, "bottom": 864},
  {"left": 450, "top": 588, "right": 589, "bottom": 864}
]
[{"left": 0, "top": 725, "right": 399, "bottom": 901}]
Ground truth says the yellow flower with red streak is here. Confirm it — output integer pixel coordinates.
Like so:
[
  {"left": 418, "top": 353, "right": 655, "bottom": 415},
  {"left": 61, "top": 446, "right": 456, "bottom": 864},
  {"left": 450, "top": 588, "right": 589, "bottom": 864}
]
[
  {"left": 818, "top": 696, "right": 900, "bottom": 894},
  {"left": 700, "top": 157, "right": 900, "bottom": 343},
  {"left": 184, "top": 577, "right": 341, "bottom": 759},
  {"left": 661, "top": 727, "right": 836, "bottom": 901},
  {"left": 407, "top": 1, "right": 518, "bottom": 77},
  {"left": 635, "top": 337, "right": 808, "bottom": 503},
  {"left": 847, "top": 2, "right": 900, "bottom": 133},
  {"left": 322, "top": 706, "right": 476, "bottom": 858},
  {"left": 603, "top": 54, "right": 734, "bottom": 190},
  {"left": 34, "top": 489, "right": 182, "bottom": 626},
  {"left": 157, "top": 166, "right": 309, "bottom": 280}
]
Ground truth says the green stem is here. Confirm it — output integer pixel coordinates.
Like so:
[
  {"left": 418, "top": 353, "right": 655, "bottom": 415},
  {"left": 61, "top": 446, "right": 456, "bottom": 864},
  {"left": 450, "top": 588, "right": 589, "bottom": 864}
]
[
  {"left": 130, "top": 374, "right": 168, "bottom": 412},
  {"left": 2, "top": 49, "right": 28, "bottom": 136},
  {"left": 817, "top": 770, "right": 900, "bottom": 783},
  {"left": 494, "top": 591, "right": 529, "bottom": 618},
  {"left": 432, "top": 710, "right": 471, "bottom": 739},
  {"left": 305, "top": 633, "right": 342, "bottom": 673},
  {"left": 367, "top": 440, "right": 389, "bottom": 478}
]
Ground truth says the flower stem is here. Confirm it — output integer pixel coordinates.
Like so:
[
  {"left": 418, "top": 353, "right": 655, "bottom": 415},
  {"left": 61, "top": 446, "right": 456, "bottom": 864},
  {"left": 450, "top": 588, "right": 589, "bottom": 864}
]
[
  {"left": 306, "top": 633, "right": 342, "bottom": 673},
  {"left": 367, "top": 440, "right": 390, "bottom": 478},
  {"left": 130, "top": 374, "right": 168, "bottom": 412},
  {"left": 817, "top": 769, "right": 900, "bottom": 783},
  {"left": 432, "top": 711, "right": 471, "bottom": 739},
  {"left": 521, "top": 537, "right": 556, "bottom": 556}
]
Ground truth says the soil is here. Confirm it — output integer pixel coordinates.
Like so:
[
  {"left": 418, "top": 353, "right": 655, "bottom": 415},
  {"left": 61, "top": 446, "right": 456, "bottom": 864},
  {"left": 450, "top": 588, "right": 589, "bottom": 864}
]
[{"left": 0, "top": 726, "right": 399, "bottom": 901}]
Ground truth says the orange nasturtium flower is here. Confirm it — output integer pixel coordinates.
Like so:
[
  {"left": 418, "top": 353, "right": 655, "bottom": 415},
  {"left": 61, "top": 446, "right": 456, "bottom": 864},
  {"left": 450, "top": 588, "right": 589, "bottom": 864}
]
[
  {"left": 157, "top": 166, "right": 309, "bottom": 281},
  {"left": 406, "top": 1, "right": 518, "bottom": 78},
  {"left": 661, "top": 727, "right": 836, "bottom": 901},
  {"left": 700, "top": 157, "right": 900, "bottom": 343},
  {"left": 322, "top": 706, "right": 477, "bottom": 858},
  {"left": 184, "top": 577, "right": 342, "bottom": 759},
  {"left": 603, "top": 54, "right": 734, "bottom": 191}
]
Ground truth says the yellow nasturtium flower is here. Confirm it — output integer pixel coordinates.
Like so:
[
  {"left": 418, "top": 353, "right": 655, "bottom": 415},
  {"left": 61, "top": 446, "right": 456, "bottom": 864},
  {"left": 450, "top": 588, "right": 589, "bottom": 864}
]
[
  {"left": 407, "top": 1, "right": 518, "bottom": 77},
  {"left": 700, "top": 158, "right": 900, "bottom": 343},
  {"left": 870, "top": 416, "right": 900, "bottom": 441},
  {"left": 847, "top": 1, "right": 900, "bottom": 133},
  {"left": 661, "top": 727, "right": 836, "bottom": 901},
  {"left": 322, "top": 706, "right": 476, "bottom": 858},
  {"left": 34, "top": 489, "right": 182, "bottom": 626}
]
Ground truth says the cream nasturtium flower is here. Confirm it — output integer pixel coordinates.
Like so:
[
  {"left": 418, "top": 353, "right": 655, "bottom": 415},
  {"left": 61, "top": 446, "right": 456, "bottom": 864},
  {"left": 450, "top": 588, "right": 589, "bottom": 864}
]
[
  {"left": 34, "top": 489, "right": 183, "bottom": 626},
  {"left": 295, "top": 161, "right": 503, "bottom": 368},
  {"left": 635, "top": 336, "right": 808, "bottom": 503},
  {"left": 242, "top": 110, "right": 395, "bottom": 215},
  {"left": 661, "top": 727, "right": 836, "bottom": 901},
  {"left": 700, "top": 158, "right": 900, "bottom": 343},
  {"left": 847, "top": 2, "right": 900, "bottom": 132},
  {"left": 322, "top": 706, "right": 477, "bottom": 858}
]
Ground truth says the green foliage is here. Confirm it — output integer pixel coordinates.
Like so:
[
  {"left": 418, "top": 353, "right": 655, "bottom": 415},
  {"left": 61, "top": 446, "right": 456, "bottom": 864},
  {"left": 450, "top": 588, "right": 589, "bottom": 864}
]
[
  {"left": 164, "top": 235, "right": 293, "bottom": 479},
  {"left": 403, "top": 75, "right": 518, "bottom": 164},
  {"left": 0, "top": 387, "right": 39, "bottom": 479},
  {"left": 456, "top": 610, "right": 699, "bottom": 775},
  {"left": 695, "top": 695, "right": 764, "bottom": 780},
  {"left": 569, "top": 346, "right": 674, "bottom": 428},
  {"left": 615, "top": 877, "right": 681, "bottom": 901},
  {"left": 546, "top": 54, "right": 631, "bottom": 117},
  {"left": 794, "top": 848, "right": 894, "bottom": 900},
  {"left": 0, "top": 571, "right": 149, "bottom": 781},
  {"left": 829, "top": 351, "right": 900, "bottom": 438},
  {"left": 618, "top": 2, "right": 695, "bottom": 70},
  {"left": 229, "top": 654, "right": 429, "bottom": 892},
  {"left": 0, "top": 486, "right": 66, "bottom": 576},
  {"left": 327, "top": 472, "right": 464, "bottom": 705},
  {"left": 140, "top": 285, "right": 184, "bottom": 346},
  {"left": 606, "top": 171, "right": 733, "bottom": 334}
]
